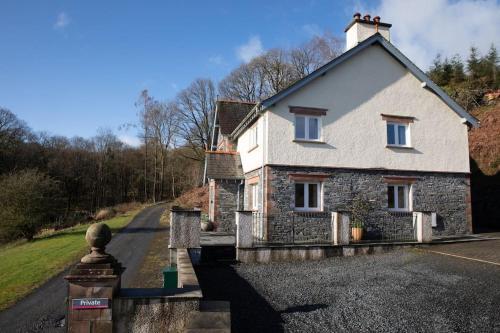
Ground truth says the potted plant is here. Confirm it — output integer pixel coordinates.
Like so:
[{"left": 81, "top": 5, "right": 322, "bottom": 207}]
[
  {"left": 200, "top": 213, "right": 214, "bottom": 232},
  {"left": 350, "top": 195, "right": 371, "bottom": 242}
]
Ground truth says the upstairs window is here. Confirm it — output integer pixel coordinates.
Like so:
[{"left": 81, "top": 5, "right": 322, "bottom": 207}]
[
  {"left": 387, "top": 122, "right": 409, "bottom": 147},
  {"left": 294, "top": 182, "right": 321, "bottom": 211},
  {"left": 249, "top": 125, "right": 258, "bottom": 150},
  {"left": 295, "top": 115, "right": 321, "bottom": 141}
]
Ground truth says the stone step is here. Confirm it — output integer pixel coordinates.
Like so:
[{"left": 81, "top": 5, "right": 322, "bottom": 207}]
[
  {"left": 185, "top": 302, "right": 231, "bottom": 333},
  {"left": 199, "top": 300, "right": 230, "bottom": 312}
]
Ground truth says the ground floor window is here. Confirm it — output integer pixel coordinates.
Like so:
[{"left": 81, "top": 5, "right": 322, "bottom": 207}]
[
  {"left": 294, "top": 182, "right": 321, "bottom": 211},
  {"left": 250, "top": 183, "right": 258, "bottom": 211},
  {"left": 388, "top": 184, "right": 410, "bottom": 211}
]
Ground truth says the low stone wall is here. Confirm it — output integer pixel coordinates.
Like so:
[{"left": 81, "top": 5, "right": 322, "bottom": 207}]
[{"left": 237, "top": 243, "right": 423, "bottom": 264}]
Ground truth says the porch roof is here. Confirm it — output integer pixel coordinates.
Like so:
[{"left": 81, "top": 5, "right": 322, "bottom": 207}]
[{"left": 205, "top": 151, "right": 244, "bottom": 180}]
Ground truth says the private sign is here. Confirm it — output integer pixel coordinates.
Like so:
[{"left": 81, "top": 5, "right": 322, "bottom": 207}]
[{"left": 71, "top": 298, "right": 109, "bottom": 310}]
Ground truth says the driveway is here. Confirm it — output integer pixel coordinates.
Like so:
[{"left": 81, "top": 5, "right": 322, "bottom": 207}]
[
  {"left": 196, "top": 240, "right": 500, "bottom": 333},
  {"left": 0, "top": 203, "right": 166, "bottom": 333}
]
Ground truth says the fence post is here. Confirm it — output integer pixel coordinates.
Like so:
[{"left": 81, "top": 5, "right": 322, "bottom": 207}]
[
  {"left": 236, "top": 211, "right": 253, "bottom": 248},
  {"left": 415, "top": 212, "right": 433, "bottom": 243},
  {"left": 332, "top": 212, "right": 350, "bottom": 245}
]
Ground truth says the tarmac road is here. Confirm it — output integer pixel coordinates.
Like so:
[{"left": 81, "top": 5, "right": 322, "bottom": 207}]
[{"left": 0, "top": 203, "right": 166, "bottom": 333}]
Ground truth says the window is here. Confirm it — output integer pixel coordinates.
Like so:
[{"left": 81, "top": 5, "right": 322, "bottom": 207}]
[
  {"left": 387, "top": 184, "right": 410, "bottom": 211},
  {"left": 295, "top": 115, "right": 321, "bottom": 141},
  {"left": 249, "top": 125, "right": 258, "bottom": 149},
  {"left": 250, "top": 184, "right": 258, "bottom": 211},
  {"left": 294, "top": 182, "right": 321, "bottom": 211},
  {"left": 387, "top": 122, "right": 409, "bottom": 146}
]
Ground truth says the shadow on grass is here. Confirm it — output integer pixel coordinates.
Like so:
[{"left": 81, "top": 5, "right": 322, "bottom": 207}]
[{"left": 195, "top": 263, "right": 284, "bottom": 333}]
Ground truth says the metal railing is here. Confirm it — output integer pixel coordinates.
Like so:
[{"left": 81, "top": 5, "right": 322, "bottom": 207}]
[
  {"left": 252, "top": 211, "right": 331, "bottom": 245},
  {"left": 350, "top": 211, "right": 417, "bottom": 242}
]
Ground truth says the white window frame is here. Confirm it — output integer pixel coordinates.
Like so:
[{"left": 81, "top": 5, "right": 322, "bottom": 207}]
[
  {"left": 251, "top": 184, "right": 258, "bottom": 211},
  {"left": 294, "top": 115, "right": 322, "bottom": 141},
  {"left": 249, "top": 125, "right": 258, "bottom": 150},
  {"left": 294, "top": 181, "right": 322, "bottom": 212},
  {"left": 386, "top": 122, "right": 410, "bottom": 147},
  {"left": 387, "top": 184, "right": 411, "bottom": 212}
]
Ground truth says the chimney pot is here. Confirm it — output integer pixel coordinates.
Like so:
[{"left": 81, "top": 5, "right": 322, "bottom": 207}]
[
  {"left": 373, "top": 16, "right": 381, "bottom": 23},
  {"left": 363, "top": 14, "right": 371, "bottom": 22},
  {"left": 353, "top": 12, "right": 361, "bottom": 20}
]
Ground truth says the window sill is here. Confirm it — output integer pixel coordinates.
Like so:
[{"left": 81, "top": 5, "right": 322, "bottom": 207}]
[
  {"left": 386, "top": 145, "right": 414, "bottom": 150},
  {"left": 293, "top": 209, "right": 323, "bottom": 212},
  {"left": 248, "top": 144, "right": 259, "bottom": 153},
  {"left": 293, "top": 139, "right": 325, "bottom": 144}
]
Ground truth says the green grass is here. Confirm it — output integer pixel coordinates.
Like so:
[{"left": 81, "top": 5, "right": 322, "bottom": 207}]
[{"left": 0, "top": 209, "right": 141, "bottom": 311}]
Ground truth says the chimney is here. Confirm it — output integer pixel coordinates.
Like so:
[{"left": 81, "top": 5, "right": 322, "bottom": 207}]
[{"left": 344, "top": 13, "right": 392, "bottom": 51}]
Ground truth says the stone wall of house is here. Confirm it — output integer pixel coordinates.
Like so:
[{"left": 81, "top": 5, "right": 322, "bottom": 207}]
[
  {"left": 214, "top": 180, "right": 240, "bottom": 233},
  {"left": 266, "top": 165, "right": 469, "bottom": 241}
]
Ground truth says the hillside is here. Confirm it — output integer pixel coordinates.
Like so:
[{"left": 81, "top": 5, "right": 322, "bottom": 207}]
[
  {"left": 469, "top": 100, "right": 500, "bottom": 175},
  {"left": 468, "top": 99, "right": 500, "bottom": 230}
]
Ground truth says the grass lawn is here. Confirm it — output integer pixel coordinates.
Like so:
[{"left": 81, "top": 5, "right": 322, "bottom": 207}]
[{"left": 0, "top": 209, "right": 141, "bottom": 311}]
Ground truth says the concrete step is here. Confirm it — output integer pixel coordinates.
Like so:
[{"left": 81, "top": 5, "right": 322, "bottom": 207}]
[
  {"left": 185, "top": 301, "right": 231, "bottom": 332},
  {"left": 199, "top": 300, "right": 230, "bottom": 312}
]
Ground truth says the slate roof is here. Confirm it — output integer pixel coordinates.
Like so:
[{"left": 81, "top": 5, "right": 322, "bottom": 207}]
[
  {"left": 217, "top": 100, "right": 256, "bottom": 135},
  {"left": 205, "top": 152, "right": 244, "bottom": 180}
]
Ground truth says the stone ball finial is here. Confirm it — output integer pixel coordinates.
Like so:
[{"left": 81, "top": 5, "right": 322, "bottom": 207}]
[
  {"left": 85, "top": 223, "right": 112, "bottom": 248},
  {"left": 81, "top": 223, "right": 114, "bottom": 264}
]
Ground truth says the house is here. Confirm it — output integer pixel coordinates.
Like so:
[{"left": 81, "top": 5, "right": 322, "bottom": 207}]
[{"left": 205, "top": 14, "right": 479, "bottom": 240}]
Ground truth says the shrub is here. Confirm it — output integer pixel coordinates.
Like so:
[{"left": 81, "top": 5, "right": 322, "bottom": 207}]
[
  {"left": 0, "top": 169, "right": 63, "bottom": 242},
  {"left": 113, "top": 202, "right": 141, "bottom": 215},
  {"left": 94, "top": 208, "right": 117, "bottom": 221}
]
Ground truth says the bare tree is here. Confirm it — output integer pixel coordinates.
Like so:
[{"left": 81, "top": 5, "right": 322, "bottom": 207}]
[
  {"left": 176, "top": 78, "right": 216, "bottom": 160},
  {"left": 290, "top": 32, "right": 343, "bottom": 77}
]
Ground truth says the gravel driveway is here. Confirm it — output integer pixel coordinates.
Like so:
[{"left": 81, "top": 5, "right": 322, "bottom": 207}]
[{"left": 196, "top": 248, "right": 500, "bottom": 333}]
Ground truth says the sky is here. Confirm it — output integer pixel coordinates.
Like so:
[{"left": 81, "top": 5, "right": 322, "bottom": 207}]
[{"left": 1, "top": 0, "right": 499, "bottom": 146}]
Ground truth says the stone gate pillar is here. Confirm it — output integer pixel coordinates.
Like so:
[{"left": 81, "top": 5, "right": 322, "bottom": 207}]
[{"left": 64, "top": 223, "right": 123, "bottom": 333}]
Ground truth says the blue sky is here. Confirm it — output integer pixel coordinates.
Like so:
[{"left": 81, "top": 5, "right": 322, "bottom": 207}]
[{"left": 1, "top": 0, "right": 498, "bottom": 145}]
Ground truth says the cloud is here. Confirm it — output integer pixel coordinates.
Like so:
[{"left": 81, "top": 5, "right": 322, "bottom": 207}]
[
  {"left": 54, "top": 12, "right": 70, "bottom": 30},
  {"left": 119, "top": 134, "right": 141, "bottom": 147},
  {"left": 372, "top": 0, "right": 500, "bottom": 69},
  {"left": 209, "top": 55, "right": 224, "bottom": 65},
  {"left": 237, "top": 36, "right": 264, "bottom": 63}
]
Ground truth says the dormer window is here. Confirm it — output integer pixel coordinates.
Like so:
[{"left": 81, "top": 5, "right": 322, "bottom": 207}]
[{"left": 289, "top": 106, "right": 327, "bottom": 142}]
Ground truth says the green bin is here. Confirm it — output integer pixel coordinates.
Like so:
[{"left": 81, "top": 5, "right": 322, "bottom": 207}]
[{"left": 162, "top": 266, "right": 178, "bottom": 288}]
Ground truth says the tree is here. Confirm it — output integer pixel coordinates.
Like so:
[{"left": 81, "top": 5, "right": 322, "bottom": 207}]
[
  {"left": 0, "top": 169, "right": 63, "bottom": 241},
  {"left": 486, "top": 44, "right": 499, "bottom": 88},
  {"left": 176, "top": 78, "right": 216, "bottom": 160}
]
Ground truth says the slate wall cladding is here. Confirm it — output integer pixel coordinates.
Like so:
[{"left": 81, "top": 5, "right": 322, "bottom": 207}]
[
  {"left": 266, "top": 165, "right": 469, "bottom": 240},
  {"left": 215, "top": 180, "right": 240, "bottom": 233}
]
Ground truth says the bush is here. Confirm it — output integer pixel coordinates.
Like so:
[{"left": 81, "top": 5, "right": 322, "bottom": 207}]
[
  {"left": 0, "top": 169, "right": 63, "bottom": 242},
  {"left": 94, "top": 208, "right": 117, "bottom": 221},
  {"left": 113, "top": 202, "right": 141, "bottom": 215}
]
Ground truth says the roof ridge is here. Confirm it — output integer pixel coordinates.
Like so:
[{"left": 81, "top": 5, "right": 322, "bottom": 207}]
[
  {"left": 217, "top": 99, "right": 257, "bottom": 105},
  {"left": 205, "top": 150, "right": 239, "bottom": 155}
]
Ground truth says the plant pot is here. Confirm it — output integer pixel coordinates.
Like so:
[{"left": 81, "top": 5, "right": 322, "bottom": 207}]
[
  {"left": 351, "top": 227, "right": 363, "bottom": 241},
  {"left": 201, "top": 221, "right": 214, "bottom": 232}
]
